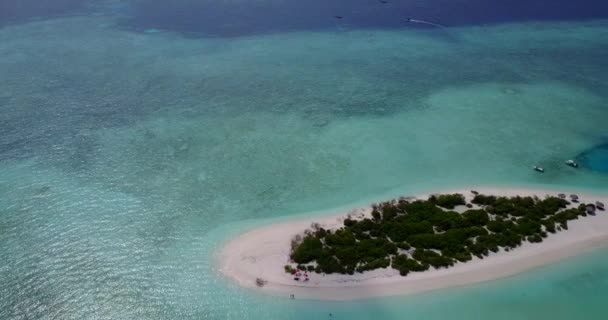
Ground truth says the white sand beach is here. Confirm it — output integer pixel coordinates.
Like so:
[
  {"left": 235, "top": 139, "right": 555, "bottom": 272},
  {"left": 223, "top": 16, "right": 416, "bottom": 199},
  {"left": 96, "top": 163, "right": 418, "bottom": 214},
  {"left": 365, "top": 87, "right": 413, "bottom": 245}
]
[{"left": 218, "top": 187, "right": 608, "bottom": 301}]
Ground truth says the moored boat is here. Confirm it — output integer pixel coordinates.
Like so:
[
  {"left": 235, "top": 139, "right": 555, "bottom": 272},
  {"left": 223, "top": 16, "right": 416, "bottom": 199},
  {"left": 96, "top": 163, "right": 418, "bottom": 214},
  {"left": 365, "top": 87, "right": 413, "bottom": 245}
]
[
  {"left": 565, "top": 160, "right": 579, "bottom": 168},
  {"left": 533, "top": 166, "right": 545, "bottom": 173}
]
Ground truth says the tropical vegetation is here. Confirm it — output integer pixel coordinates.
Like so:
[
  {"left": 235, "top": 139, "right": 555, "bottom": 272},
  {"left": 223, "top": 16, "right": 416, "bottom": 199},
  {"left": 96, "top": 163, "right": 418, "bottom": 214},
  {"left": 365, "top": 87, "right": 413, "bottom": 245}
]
[{"left": 286, "top": 193, "right": 590, "bottom": 276}]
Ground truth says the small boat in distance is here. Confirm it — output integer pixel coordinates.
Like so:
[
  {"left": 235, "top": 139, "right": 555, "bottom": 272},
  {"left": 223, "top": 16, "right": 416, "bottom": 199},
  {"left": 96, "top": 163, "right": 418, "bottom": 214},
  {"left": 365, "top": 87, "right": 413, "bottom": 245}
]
[
  {"left": 565, "top": 160, "right": 578, "bottom": 168},
  {"left": 533, "top": 166, "right": 545, "bottom": 173}
]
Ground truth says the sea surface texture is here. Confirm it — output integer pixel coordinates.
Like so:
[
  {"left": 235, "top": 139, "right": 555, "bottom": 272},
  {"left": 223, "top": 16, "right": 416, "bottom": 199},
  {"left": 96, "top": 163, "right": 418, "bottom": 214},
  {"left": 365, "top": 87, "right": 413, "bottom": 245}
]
[{"left": 1, "top": 0, "right": 608, "bottom": 319}]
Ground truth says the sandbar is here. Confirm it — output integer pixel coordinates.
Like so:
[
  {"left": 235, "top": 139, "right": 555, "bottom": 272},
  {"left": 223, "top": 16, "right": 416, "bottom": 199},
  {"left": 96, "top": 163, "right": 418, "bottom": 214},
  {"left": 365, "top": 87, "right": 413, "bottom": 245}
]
[{"left": 218, "top": 187, "right": 608, "bottom": 301}]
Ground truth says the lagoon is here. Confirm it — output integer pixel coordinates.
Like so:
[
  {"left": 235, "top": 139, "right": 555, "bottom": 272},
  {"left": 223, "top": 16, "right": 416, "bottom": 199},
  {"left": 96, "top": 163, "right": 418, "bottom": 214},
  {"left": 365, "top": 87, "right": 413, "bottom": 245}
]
[{"left": 1, "top": 2, "right": 608, "bottom": 319}]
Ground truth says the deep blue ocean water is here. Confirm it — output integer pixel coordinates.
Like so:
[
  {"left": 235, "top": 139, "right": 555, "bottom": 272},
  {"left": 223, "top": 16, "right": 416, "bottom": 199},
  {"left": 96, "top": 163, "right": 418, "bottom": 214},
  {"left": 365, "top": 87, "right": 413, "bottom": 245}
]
[
  {"left": 123, "top": 0, "right": 608, "bottom": 36},
  {"left": 1, "top": 1, "right": 608, "bottom": 319},
  {"left": 4, "top": 0, "right": 608, "bottom": 35},
  {"left": 0, "top": 0, "right": 87, "bottom": 25}
]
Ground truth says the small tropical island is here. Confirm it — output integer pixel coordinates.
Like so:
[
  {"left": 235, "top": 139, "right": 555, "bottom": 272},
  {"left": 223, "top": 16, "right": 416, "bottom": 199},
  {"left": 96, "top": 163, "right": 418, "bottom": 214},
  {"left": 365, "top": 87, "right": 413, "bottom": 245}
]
[
  {"left": 218, "top": 188, "right": 608, "bottom": 301},
  {"left": 286, "top": 193, "right": 594, "bottom": 277}
]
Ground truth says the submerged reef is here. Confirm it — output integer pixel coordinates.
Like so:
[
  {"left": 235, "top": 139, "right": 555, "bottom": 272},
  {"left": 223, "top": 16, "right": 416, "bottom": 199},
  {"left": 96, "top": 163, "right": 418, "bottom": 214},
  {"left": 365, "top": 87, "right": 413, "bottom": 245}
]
[{"left": 577, "top": 143, "right": 608, "bottom": 174}]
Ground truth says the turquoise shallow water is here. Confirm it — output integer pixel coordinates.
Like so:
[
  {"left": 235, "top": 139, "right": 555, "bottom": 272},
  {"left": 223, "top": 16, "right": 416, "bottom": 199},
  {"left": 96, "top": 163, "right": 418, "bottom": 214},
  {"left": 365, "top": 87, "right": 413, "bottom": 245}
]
[
  {"left": 1, "top": 16, "right": 608, "bottom": 319},
  {"left": 282, "top": 247, "right": 608, "bottom": 320}
]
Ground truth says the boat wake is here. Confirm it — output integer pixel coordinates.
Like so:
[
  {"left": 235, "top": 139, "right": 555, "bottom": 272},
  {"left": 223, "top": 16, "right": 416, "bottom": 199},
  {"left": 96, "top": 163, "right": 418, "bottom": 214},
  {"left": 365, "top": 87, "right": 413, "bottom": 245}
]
[{"left": 405, "top": 18, "right": 447, "bottom": 29}]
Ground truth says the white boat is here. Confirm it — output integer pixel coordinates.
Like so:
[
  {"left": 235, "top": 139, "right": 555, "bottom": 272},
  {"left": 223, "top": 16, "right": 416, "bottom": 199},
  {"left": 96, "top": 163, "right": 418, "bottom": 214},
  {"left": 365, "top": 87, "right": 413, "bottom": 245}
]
[
  {"left": 565, "top": 160, "right": 578, "bottom": 168},
  {"left": 533, "top": 166, "right": 545, "bottom": 173}
]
